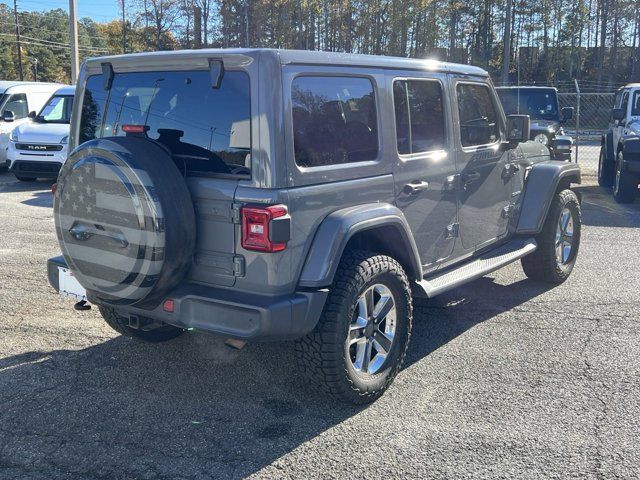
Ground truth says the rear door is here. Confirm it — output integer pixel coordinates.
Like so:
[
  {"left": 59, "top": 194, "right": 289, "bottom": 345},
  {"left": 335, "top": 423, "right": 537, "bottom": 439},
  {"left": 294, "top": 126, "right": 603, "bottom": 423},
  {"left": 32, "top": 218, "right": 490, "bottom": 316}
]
[
  {"left": 391, "top": 74, "right": 458, "bottom": 271},
  {"left": 78, "top": 62, "right": 254, "bottom": 287},
  {"left": 452, "top": 80, "right": 512, "bottom": 253}
]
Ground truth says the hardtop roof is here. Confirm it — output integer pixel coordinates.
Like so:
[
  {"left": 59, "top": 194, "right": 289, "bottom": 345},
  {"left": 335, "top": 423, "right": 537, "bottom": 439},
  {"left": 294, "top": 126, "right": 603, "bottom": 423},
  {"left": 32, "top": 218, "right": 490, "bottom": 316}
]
[
  {"left": 0, "top": 80, "right": 61, "bottom": 93},
  {"left": 85, "top": 48, "right": 489, "bottom": 77}
]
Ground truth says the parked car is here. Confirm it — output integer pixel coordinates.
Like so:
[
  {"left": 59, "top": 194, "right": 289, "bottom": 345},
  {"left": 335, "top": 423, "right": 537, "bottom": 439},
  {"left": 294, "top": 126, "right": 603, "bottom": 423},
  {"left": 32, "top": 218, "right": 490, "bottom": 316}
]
[
  {"left": 0, "top": 81, "right": 63, "bottom": 169},
  {"left": 47, "top": 49, "right": 581, "bottom": 404},
  {"left": 7, "top": 85, "right": 75, "bottom": 181},
  {"left": 496, "top": 86, "right": 574, "bottom": 161},
  {"left": 598, "top": 83, "right": 640, "bottom": 203}
]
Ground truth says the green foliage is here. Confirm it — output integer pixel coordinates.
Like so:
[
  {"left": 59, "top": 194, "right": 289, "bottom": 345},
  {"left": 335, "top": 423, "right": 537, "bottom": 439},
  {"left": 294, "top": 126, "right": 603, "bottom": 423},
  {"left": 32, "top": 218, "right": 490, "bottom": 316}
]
[{"left": 0, "top": 0, "right": 637, "bottom": 87}]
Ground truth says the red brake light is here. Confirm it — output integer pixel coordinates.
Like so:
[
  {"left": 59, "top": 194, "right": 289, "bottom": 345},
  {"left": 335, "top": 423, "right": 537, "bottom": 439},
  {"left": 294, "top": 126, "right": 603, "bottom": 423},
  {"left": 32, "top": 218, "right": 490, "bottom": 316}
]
[
  {"left": 163, "top": 299, "right": 175, "bottom": 313},
  {"left": 51, "top": 183, "right": 57, "bottom": 195},
  {"left": 121, "top": 124, "right": 148, "bottom": 134},
  {"left": 241, "top": 205, "right": 289, "bottom": 252}
]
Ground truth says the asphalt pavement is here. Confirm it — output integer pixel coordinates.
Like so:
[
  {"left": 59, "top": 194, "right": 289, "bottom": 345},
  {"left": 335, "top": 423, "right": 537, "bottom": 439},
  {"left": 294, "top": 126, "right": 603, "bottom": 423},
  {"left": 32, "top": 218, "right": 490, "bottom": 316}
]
[{"left": 0, "top": 172, "right": 639, "bottom": 479}]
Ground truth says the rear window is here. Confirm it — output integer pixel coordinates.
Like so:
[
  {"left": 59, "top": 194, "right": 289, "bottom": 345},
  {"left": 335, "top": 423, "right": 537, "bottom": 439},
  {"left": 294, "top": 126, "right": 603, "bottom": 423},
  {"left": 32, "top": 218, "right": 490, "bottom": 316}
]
[
  {"left": 292, "top": 76, "right": 378, "bottom": 168},
  {"left": 79, "top": 70, "right": 251, "bottom": 176}
]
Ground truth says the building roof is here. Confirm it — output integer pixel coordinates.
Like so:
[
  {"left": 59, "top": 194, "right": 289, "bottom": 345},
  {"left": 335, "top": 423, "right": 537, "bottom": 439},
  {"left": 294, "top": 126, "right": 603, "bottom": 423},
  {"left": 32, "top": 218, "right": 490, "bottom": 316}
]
[{"left": 88, "top": 48, "right": 489, "bottom": 77}]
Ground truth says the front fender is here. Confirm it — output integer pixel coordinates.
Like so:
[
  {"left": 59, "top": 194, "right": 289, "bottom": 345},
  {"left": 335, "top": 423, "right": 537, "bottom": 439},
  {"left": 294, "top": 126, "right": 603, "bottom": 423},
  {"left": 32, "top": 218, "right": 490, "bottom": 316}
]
[
  {"left": 298, "top": 203, "right": 422, "bottom": 288},
  {"left": 516, "top": 161, "right": 581, "bottom": 235}
]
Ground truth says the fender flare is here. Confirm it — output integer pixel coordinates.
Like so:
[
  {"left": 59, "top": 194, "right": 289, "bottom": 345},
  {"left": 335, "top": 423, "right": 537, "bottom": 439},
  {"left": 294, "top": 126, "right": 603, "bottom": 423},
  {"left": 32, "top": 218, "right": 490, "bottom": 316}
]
[
  {"left": 516, "top": 161, "right": 581, "bottom": 235},
  {"left": 298, "top": 203, "right": 423, "bottom": 288},
  {"left": 604, "top": 131, "right": 616, "bottom": 162}
]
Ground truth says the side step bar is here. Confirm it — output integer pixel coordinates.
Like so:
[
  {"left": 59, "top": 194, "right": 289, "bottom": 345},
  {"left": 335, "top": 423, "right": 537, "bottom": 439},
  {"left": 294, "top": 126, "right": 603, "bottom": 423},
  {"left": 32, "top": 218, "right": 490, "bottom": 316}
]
[{"left": 416, "top": 238, "right": 537, "bottom": 298}]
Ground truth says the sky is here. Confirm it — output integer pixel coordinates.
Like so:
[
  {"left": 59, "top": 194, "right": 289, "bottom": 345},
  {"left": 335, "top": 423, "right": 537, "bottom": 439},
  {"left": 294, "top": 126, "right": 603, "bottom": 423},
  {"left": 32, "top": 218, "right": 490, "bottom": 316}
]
[{"left": 2, "top": 0, "right": 121, "bottom": 22}]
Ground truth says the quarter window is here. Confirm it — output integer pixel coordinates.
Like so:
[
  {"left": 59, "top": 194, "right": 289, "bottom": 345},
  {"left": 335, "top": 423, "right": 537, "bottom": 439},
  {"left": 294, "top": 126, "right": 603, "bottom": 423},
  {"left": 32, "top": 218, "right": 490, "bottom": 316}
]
[
  {"left": 292, "top": 76, "right": 378, "bottom": 168},
  {"left": 393, "top": 80, "right": 445, "bottom": 155},
  {"left": 456, "top": 83, "right": 500, "bottom": 147}
]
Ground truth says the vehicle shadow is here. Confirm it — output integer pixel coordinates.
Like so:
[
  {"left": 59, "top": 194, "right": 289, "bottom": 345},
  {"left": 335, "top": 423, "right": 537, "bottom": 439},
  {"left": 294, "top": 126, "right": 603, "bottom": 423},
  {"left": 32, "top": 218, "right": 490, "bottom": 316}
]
[
  {"left": 576, "top": 184, "right": 640, "bottom": 228},
  {"left": 0, "top": 178, "right": 54, "bottom": 194},
  {"left": 0, "top": 274, "right": 553, "bottom": 478}
]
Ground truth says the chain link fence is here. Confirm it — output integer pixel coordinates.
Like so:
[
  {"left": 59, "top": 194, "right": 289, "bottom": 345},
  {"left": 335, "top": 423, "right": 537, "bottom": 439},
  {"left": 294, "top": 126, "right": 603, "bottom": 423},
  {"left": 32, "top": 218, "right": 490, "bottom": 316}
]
[{"left": 558, "top": 91, "right": 615, "bottom": 175}]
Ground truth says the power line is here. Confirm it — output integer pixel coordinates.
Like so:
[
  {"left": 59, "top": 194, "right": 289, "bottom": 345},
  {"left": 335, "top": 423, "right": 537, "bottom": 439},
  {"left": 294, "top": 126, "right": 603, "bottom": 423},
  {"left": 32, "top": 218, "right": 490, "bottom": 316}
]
[
  {"left": 0, "top": 32, "right": 108, "bottom": 50},
  {"left": 0, "top": 36, "right": 110, "bottom": 53}
]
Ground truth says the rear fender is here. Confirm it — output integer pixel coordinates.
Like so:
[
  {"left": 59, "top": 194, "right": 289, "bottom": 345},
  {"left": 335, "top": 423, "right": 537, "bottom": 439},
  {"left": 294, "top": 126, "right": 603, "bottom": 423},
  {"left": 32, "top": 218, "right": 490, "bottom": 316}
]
[
  {"left": 516, "top": 161, "right": 581, "bottom": 235},
  {"left": 298, "top": 203, "right": 422, "bottom": 288}
]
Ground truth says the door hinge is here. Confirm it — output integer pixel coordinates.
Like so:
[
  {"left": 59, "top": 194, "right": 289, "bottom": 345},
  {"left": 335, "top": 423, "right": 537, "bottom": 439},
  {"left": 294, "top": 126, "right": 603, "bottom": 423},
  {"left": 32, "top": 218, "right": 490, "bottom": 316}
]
[
  {"left": 445, "top": 223, "right": 459, "bottom": 239},
  {"left": 501, "top": 204, "right": 517, "bottom": 219},
  {"left": 231, "top": 203, "right": 242, "bottom": 224},
  {"left": 233, "top": 255, "right": 245, "bottom": 277},
  {"left": 444, "top": 174, "right": 460, "bottom": 191}
]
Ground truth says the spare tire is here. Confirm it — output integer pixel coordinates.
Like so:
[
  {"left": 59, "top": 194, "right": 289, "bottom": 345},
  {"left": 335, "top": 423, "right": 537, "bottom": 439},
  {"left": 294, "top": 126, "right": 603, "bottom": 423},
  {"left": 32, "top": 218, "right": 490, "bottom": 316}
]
[{"left": 54, "top": 136, "right": 196, "bottom": 309}]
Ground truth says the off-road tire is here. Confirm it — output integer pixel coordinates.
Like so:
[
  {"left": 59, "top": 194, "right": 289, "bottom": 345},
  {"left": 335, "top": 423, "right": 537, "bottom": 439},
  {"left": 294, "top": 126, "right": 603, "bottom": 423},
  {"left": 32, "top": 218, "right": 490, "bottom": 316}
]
[
  {"left": 597, "top": 146, "right": 614, "bottom": 187},
  {"left": 98, "top": 305, "right": 184, "bottom": 343},
  {"left": 521, "top": 189, "right": 581, "bottom": 284},
  {"left": 295, "top": 250, "right": 412, "bottom": 404},
  {"left": 14, "top": 174, "right": 36, "bottom": 182},
  {"left": 613, "top": 151, "right": 638, "bottom": 204}
]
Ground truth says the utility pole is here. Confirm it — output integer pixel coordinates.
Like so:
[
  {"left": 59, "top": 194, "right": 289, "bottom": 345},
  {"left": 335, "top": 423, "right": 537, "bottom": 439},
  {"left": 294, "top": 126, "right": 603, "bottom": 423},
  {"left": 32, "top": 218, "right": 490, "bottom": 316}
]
[
  {"left": 194, "top": 6, "right": 202, "bottom": 49},
  {"left": 69, "top": 0, "right": 79, "bottom": 83},
  {"left": 502, "top": 0, "right": 513, "bottom": 84},
  {"left": 13, "top": 0, "right": 23, "bottom": 81},
  {"left": 121, "top": 0, "right": 126, "bottom": 54}
]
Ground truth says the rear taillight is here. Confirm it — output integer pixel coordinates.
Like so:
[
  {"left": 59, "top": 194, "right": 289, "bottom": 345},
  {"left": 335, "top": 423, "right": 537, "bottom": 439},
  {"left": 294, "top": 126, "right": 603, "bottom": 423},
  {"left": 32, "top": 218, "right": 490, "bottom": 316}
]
[
  {"left": 51, "top": 183, "right": 57, "bottom": 195},
  {"left": 241, "top": 205, "right": 290, "bottom": 252}
]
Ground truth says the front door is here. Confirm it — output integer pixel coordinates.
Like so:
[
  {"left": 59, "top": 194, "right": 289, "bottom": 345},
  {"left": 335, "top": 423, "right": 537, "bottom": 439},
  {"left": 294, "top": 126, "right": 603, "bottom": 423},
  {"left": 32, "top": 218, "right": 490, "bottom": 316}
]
[
  {"left": 391, "top": 74, "right": 458, "bottom": 272},
  {"left": 452, "top": 80, "right": 513, "bottom": 252}
]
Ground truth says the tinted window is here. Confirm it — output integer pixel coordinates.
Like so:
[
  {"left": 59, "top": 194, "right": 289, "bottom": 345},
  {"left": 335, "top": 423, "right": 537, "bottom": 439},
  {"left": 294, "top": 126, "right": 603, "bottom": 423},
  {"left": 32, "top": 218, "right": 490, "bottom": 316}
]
[
  {"left": 393, "top": 80, "right": 445, "bottom": 154},
  {"left": 633, "top": 92, "right": 640, "bottom": 116},
  {"left": 292, "top": 76, "right": 378, "bottom": 167},
  {"left": 496, "top": 88, "right": 558, "bottom": 120},
  {"left": 37, "top": 95, "right": 74, "bottom": 124},
  {"left": 79, "top": 70, "right": 251, "bottom": 176},
  {"left": 456, "top": 84, "right": 499, "bottom": 147},
  {"left": 3, "top": 93, "right": 28, "bottom": 119}
]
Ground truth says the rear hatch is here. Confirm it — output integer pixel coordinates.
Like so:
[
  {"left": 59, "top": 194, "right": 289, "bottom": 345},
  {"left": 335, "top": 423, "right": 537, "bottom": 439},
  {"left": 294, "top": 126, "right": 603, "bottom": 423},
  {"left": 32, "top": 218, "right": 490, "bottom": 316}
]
[{"left": 76, "top": 54, "right": 254, "bottom": 287}]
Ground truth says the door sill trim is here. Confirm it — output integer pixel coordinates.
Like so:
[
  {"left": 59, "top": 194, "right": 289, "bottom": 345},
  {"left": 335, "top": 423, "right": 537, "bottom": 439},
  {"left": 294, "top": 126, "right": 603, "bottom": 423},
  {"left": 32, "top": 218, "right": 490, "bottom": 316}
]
[{"left": 415, "top": 238, "right": 537, "bottom": 298}]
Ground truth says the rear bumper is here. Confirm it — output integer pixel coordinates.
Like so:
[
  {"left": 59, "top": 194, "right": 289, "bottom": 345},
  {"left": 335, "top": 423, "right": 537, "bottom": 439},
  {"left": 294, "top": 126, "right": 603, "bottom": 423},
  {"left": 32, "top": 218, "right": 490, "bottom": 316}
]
[
  {"left": 47, "top": 256, "right": 328, "bottom": 342},
  {"left": 9, "top": 159, "right": 62, "bottom": 178}
]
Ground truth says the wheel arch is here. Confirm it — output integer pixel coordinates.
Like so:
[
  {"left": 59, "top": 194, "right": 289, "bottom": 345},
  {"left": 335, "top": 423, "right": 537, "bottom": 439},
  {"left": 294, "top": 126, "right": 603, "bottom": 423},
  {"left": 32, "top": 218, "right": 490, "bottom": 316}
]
[
  {"left": 516, "top": 161, "right": 581, "bottom": 235},
  {"left": 298, "top": 203, "right": 423, "bottom": 288}
]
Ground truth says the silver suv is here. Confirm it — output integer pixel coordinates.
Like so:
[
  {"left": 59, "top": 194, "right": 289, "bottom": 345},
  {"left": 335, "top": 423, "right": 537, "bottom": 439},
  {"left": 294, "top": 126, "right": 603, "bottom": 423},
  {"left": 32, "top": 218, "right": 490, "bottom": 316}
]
[{"left": 48, "top": 49, "right": 582, "bottom": 403}]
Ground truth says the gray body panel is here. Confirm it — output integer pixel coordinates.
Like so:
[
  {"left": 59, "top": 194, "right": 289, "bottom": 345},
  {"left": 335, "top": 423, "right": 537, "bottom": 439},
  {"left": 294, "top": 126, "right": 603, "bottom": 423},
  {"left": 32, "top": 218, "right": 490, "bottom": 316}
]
[{"left": 50, "top": 48, "right": 577, "bottom": 341}]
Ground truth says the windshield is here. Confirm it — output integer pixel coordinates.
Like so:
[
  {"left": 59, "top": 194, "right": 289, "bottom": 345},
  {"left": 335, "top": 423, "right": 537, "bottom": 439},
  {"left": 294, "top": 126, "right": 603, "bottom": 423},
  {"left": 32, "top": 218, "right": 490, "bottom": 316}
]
[
  {"left": 79, "top": 69, "right": 251, "bottom": 177},
  {"left": 37, "top": 95, "right": 74, "bottom": 124},
  {"left": 497, "top": 89, "right": 559, "bottom": 120}
]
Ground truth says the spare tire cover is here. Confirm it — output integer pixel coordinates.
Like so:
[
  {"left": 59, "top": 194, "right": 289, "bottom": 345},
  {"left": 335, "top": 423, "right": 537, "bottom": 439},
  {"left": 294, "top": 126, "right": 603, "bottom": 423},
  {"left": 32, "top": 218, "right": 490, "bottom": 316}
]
[{"left": 54, "top": 136, "right": 196, "bottom": 308}]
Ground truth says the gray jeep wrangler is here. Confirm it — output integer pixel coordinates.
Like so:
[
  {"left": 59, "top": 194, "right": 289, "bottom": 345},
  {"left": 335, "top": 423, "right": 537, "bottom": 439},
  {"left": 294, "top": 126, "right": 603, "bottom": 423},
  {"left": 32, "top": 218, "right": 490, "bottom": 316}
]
[{"left": 48, "top": 49, "right": 581, "bottom": 404}]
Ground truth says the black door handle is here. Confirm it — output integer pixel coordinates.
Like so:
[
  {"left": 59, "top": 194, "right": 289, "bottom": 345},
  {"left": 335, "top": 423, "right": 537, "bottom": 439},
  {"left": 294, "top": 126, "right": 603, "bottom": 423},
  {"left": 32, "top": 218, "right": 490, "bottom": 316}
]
[{"left": 403, "top": 180, "right": 430, "bottom": 195}]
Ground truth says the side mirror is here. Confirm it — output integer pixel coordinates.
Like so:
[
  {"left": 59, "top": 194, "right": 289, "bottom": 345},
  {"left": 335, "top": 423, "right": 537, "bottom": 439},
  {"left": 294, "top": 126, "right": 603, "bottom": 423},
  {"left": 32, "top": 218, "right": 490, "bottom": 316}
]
[
  {"left": 506, "top": 114, "right": 530, "bottom": 144},
  {"left": 2, "top": 110, "right": 15, "bottom": 122},
  {"left": 561, "top": 106, "right": 574, "bottom": 122},
  {"left": 28, "top": 111, "right": 36, "bottom": 119},
  {"left": 613, "top": 108, "right": 625, "bottom": 121}
]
